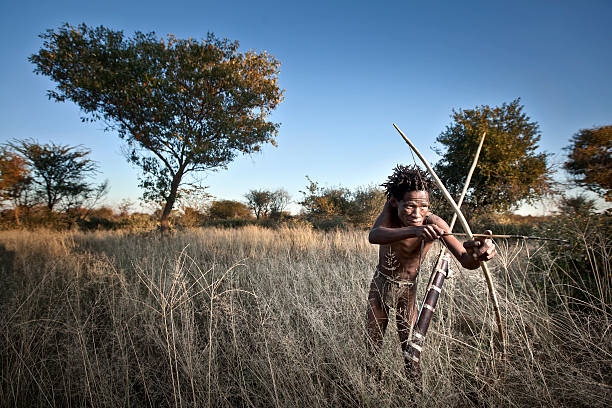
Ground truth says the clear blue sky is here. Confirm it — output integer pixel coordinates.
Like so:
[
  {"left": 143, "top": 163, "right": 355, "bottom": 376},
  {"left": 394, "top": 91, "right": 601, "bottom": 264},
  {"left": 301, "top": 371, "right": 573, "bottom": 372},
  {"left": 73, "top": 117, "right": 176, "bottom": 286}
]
[{"left": 1, "top": 0, "right": 610, "bottom": 213}]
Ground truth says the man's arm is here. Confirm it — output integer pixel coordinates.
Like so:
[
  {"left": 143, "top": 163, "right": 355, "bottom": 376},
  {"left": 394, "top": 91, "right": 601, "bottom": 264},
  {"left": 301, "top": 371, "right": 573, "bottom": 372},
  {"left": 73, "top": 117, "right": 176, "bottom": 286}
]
[
  {"left": 368, "top": 201, "right": 446, "bottom": 245},
  {"left": 427, "top": 214, "right": 497, "bottom": 270}
]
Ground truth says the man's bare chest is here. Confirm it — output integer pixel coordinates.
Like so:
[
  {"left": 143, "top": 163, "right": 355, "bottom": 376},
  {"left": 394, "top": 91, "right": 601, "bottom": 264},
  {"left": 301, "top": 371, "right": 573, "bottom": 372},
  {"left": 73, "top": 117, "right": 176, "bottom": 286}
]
[
  {"left": 390, "top": 238, "right": 424, "bottom": 259},
  {"left": 379, "top": 239, "right": 431, "bottom": 272}
]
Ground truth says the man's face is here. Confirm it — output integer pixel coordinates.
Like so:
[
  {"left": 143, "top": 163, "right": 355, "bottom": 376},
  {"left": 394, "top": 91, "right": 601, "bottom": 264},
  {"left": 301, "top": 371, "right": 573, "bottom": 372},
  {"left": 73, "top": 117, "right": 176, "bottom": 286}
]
[{"left": 391, "top": 190, "right": 430, "bottom": 227}]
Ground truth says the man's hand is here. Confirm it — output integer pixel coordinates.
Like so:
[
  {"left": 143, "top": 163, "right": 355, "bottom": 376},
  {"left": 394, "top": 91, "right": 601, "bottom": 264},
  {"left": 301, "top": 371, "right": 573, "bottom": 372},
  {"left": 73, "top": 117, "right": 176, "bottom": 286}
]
[
  {"left": 463, "top": 230, "right": 496, "bottom": 262},
  {"left": 416, "top": 224, "right": 445, "bottom": 242}
]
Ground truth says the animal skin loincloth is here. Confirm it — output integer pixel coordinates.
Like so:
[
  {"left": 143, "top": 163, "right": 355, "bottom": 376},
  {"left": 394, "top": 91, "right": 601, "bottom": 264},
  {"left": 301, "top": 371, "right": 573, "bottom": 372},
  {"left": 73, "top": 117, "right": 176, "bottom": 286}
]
[{"left": 369, "top": 267, "right": 416, "bottom": 310}]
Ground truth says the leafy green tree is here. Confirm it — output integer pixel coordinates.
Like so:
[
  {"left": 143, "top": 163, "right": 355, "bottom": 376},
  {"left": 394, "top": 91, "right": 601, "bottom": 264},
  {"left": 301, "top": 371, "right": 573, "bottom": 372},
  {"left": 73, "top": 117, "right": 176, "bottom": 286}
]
[
  {"left": 564, "top": 125, "right": 611, "bottom": 201},
  {"left": 434, "top": 99, "right": 551, "bottom": 216},
  {"left": 0, "top": 148, "right": 33, "bottom": 224},
  {"left": 30, "top": 23, "right": 284, "bottom": 234},
  {"left": 9, "top": 140, "right": 107, "bottom": 211},
  {"left": 208, "top": 200, "right": 252, "bottom": 219},
  {"left": 244, "top": 189, "right": 272, "bottom": 219}
]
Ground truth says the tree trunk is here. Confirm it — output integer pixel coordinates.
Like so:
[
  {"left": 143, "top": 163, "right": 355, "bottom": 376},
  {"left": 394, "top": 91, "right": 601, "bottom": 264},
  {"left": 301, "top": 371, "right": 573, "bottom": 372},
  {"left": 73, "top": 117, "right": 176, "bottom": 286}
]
[
  {"left": 13, "top": 205, "right": 21, "bottom": 226},
  {"left": 47, "top": 186, "right": 54, "bottom": 211},
  {"left": 160, "top": 172, "right": 183, "bottom": 236}
]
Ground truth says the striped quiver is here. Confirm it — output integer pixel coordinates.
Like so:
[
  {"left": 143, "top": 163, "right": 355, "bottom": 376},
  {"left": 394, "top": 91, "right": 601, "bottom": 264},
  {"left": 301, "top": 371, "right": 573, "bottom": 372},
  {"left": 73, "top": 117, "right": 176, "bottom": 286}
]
[{"left": 404, "top": 250, "right": 451, "bottom": 370}]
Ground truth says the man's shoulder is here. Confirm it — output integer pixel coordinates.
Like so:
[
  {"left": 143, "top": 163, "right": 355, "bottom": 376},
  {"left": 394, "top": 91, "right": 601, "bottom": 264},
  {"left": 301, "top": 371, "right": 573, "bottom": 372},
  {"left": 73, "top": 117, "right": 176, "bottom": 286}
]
[{"left": 425, "top": 213, "right": 447, "bottom": 227}]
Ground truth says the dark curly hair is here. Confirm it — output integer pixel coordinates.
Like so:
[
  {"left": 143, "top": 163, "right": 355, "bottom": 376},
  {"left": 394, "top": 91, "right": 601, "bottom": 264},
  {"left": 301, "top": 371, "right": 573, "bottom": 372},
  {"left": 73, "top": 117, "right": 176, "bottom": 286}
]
[{"left": 381, "top": 164, "right": 435, "bottom": 200}]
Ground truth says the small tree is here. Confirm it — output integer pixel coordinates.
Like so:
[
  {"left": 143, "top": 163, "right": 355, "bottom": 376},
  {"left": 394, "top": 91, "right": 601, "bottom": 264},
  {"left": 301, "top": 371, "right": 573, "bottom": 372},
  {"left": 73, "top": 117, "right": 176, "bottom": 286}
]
[
  {"left": 9, "top": 140, "right": 107, "bottom": 211},
  {"left": 117, "top": 199, "right": 134, "bottom": 216},
  {"left": 434, "top": 99, "right": 552, "bottom": 216},
  {"left": 30, "top": 23, "right": 284, "bottom": 234},
  {"left": 269, "top": 188, "right": 291, "bottom": 216},
  {"left": 0, "top": 148, "right": 33, "bottom": 224},
  {"left": 564, "top": 125, "right": 611, "bottom": 201},
  {"left": 244, "top": 189, "right": 272, "bottom": 219}
]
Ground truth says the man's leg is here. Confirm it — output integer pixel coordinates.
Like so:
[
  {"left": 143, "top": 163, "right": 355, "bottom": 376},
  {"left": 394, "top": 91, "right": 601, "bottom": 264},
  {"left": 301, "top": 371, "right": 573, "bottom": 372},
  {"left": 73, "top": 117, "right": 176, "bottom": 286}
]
[
  {"left": 365, "top": 279, "right": 388, "bottom": 378},
  {"left": 396, "top": 293, "right": 422, "bottom": 385}
]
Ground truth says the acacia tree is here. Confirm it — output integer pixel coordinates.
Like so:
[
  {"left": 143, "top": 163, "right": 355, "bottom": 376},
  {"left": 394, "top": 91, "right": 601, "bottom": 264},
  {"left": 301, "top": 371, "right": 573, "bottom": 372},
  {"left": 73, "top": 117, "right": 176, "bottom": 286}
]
[
  {"left": 244, "top": 189, "right": 272, "bottom": 219},
  {"left": 30, "top": 23, "right": 284, "bottom": 234},
  {"left": 9, "top": 140, "right": 107, "bottom": 211},
  {"left": 564, "top": 125, "right": 611, "bottom": 201},
  {"left": 434, "top": 99, "right": 552, "bottom": 216}
]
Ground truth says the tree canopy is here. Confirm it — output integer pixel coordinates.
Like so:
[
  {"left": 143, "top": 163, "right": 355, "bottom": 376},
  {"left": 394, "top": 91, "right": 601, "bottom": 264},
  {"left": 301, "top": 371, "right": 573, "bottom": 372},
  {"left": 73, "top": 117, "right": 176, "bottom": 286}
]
[
  {"left": 564, "top": 125, "right": 611, "bottom": 201},
  {"left": 30, "top": 23, "right": 284, "bottom": 233},
  {"left": 434, "top": 99, "right": 551, "bottom": 216},
  {"left": 244, "top": 189, "right": 272, "bottom": 219}
]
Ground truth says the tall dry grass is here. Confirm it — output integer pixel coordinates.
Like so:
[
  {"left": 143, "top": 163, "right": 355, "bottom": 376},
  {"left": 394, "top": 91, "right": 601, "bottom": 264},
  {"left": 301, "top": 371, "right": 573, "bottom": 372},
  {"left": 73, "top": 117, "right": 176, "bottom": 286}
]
[{"left": 0, "top": 225, "right": 610, "bottom": 407}]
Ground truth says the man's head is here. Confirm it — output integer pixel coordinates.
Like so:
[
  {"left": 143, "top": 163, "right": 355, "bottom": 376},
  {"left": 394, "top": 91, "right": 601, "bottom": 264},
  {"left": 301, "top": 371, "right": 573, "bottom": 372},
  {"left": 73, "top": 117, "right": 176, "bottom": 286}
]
[
  {"left": 381, "top": 165, "right": 435, "bottom": 226},
  {"left": 382, "top": 164, "right": 434, "bottom": 200}
]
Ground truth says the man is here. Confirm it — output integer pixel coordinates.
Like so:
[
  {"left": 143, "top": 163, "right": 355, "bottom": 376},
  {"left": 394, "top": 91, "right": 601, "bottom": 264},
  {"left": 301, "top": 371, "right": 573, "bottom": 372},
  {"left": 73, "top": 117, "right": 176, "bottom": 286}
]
[{"left": 366, "top": 164, "right": 496, "bottom": 377}]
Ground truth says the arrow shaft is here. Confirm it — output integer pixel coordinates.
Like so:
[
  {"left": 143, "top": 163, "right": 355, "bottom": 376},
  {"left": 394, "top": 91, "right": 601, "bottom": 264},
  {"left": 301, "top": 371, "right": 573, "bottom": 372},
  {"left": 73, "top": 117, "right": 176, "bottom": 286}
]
[{"left": 442, "top": 232, "right": 569, "bottom": 243}]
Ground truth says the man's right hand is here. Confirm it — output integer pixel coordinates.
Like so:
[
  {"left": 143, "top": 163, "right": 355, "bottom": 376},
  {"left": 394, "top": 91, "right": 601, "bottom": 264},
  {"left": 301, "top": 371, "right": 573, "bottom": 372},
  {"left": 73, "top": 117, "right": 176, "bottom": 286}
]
[{"left": 415, "top": 224, "right": 445, "bottom": 242}]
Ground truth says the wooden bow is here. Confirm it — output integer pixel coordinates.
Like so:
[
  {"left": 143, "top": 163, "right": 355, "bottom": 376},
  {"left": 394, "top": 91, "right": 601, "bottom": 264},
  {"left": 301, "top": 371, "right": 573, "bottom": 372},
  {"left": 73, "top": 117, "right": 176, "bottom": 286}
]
[{"left": 393, "top": 123, "right": 506, "bottom": 358}]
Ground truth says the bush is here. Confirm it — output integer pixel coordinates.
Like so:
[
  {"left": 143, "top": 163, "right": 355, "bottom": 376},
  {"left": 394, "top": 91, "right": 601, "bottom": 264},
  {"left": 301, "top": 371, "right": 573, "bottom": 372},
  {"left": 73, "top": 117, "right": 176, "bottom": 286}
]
[
  {"left": 207, "top": 200, "right": 253, "bottom": 220},
  {"left": 299, "top": 177, "right": 385, "bottom": 229}
]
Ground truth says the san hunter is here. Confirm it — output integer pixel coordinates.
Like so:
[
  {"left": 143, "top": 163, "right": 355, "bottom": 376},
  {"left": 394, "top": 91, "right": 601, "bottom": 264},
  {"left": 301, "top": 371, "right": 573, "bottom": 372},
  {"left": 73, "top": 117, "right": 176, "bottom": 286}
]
[{"left": 365, "top": 165, "right": 497, "bottom": 376}]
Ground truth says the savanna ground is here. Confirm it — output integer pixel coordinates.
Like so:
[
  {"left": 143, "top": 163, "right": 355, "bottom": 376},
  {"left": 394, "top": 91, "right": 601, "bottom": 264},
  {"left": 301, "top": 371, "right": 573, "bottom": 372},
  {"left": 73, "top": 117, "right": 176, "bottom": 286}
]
[{"left": 0, "top": 222, "right": 610, "bottom": 407}]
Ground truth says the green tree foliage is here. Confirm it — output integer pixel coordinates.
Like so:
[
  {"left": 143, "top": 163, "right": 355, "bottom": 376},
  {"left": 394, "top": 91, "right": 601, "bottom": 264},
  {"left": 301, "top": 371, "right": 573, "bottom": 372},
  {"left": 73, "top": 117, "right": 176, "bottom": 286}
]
[
  {"left": 299, "top": 177, "right": 385, "bottom": 228},
  {"left": 434, "top": 99, "right": 551, "bottom": 216},
  {"left": 207, "top": 200, "right": 252, "bottom": 220},
  {"left": 244, "top": 189, "right": 272, "bottom": 219},
  {"left": 0, "top": 148, "right": 33, "bottom": 224},
  {"left": 8, "top": 140, "right": 107, "bottom": 211},
  {"left": 30, "top": 23, "right": 284, "bottom": 234},
  {"left": 564, "top": 125, "right": 612, "bottom": 201}
]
